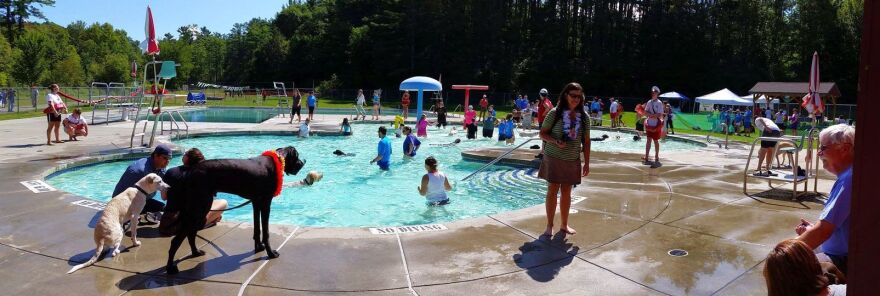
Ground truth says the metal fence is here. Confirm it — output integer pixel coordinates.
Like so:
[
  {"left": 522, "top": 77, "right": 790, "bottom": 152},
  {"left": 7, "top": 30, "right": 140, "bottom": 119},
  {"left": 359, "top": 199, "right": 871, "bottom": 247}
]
[{"left": 0, "top": 85, "right": 858, "bottom": 122}]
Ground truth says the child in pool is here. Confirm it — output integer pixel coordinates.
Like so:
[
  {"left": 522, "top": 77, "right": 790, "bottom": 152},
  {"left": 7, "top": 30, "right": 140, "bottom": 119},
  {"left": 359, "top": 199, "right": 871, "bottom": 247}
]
[
  {"left": 416, "top": 114, "right": 431, "bottom": 137},
  {"left": 417, "top": 157, "right": 453, "bottom": 206},
  {"left": 392, "top": 115, "right": 405, "bottom": 137},
  {"left": 340, "top": 118, "right": 352, "bottom": 136}
]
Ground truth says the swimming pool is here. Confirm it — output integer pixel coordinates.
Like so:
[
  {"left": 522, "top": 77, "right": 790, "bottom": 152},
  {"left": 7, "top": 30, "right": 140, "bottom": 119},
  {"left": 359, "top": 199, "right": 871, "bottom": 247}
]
[
  {"left": 141, "top": 108, "right": 279, "bottom": 123},
  {"left": 47, "top": 124, "right": 704, "bottom": 227}
]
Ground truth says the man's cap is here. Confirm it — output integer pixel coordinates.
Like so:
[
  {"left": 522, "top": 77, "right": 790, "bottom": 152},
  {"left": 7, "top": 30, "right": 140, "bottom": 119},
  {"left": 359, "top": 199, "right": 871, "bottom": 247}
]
[
  {"left": 153, "top": 144, "right": 172, "bottom": 157},
  {"left": 539, "top": 88, "right": 548, "bottom": 95},
  {"left": 651, "top": 86, "right": 661, "bottom": 93}
]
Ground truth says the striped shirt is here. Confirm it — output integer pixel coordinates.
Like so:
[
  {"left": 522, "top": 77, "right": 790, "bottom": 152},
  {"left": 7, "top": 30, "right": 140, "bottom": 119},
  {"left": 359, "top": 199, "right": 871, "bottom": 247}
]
[{"left": 541, "top": 108, "right": 590, "bottom": 161}]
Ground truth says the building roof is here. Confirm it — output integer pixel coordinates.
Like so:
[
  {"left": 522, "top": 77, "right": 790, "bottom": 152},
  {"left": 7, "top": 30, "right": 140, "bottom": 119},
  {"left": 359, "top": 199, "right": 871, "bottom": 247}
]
[{"left": 748, "top": 82, "right": 842, "bottom": 97}]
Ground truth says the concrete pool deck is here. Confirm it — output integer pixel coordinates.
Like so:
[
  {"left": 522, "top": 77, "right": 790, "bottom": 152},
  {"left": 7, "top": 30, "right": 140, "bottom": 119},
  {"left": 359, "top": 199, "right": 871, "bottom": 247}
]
[{"left": 0, "top": 110, "right": 838, "bottom": 295}]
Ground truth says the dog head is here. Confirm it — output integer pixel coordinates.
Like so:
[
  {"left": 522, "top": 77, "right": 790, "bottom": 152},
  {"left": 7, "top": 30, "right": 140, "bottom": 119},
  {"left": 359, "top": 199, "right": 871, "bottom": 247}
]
[
  {"left": 306, "top": 171, "right": 323, "bottom": 184},
  {"left": 333, "top": 149, "right": 344, "bottom": 156},
  {"left": 278, "top": 146, "right": 305, "bottom": 175},
  {"left": 135, "top": 173, "right": 170, "bottom": 194}
]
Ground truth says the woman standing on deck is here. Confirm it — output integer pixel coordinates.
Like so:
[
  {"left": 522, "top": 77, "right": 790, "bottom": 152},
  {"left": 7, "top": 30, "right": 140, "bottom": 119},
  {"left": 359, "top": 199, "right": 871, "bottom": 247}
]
[
  {"left": 289, "top": 88, "right": 303, "bottom": 123},
  {"left": 45, "top": 84, "right": 67, "bottom": 145},
  {"left": 538, "top": 82, "right": 591, "bottom": 236}
]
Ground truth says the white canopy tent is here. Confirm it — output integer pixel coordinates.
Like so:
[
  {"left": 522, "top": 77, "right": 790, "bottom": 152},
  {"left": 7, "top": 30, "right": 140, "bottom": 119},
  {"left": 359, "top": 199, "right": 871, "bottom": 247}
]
[
  {"left": 741, "top": 94, "right": 779, "bottom": 105},
  {"left": 695, "top": 88, "right": 752, "bottom": 106}
]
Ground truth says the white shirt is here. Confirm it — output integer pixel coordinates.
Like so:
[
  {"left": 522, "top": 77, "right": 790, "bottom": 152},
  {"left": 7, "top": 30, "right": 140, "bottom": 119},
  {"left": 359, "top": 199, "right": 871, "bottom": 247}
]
[
  {"left": 299, "top": 123, "right": 310, "bottom": 137},
  {"left": 645, "top": 99, "right": 664, "bottom": 127},
  {"left": 66, "top": 114, "right": 84, "bottom": 125},
  {"left": 610, "top": 101, "right": 618, "bottom": 113},
  {"left": 425, "top": 171, "right": 448, "bottom": 203},
  {"left": 754, "top": 117, "right": 780, "bottom": 132},
  {"left": 356, "top": 93, "right": 365, "bottom": 105},
  {"left": 46, "top": 93, "right": 63, "bottom": 107}
]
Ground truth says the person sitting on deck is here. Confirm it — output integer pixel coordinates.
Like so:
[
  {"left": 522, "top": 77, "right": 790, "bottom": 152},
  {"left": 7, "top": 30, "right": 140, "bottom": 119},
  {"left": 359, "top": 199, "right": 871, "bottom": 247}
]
[{"left": 795, "top": 124, "right": 855, "bottom": 275}]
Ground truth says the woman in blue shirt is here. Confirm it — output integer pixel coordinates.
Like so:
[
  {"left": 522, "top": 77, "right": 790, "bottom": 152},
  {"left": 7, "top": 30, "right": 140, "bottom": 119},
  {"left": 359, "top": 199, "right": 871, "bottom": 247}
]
[{"left": 402, "top": 126, "right": 421, "bottom": 158}]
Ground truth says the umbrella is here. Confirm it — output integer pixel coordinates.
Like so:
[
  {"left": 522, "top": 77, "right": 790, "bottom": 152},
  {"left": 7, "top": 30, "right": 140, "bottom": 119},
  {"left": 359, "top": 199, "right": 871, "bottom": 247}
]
[
  {"left": 139, "top": 6, "right": 160, "bottom": 56},
  {"left": 801, "top": 51, "right": 824, "bottom": 115}
]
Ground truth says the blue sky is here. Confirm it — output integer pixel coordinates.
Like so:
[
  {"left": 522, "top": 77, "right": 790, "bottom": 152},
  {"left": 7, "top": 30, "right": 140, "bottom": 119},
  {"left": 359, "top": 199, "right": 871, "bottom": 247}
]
[{"left": 40, "top": 0, "right": 290, "bottom": 40}]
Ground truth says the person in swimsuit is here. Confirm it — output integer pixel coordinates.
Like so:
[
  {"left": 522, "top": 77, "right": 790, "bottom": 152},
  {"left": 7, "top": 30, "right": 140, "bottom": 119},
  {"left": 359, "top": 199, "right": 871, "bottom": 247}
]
[{"left": 417, "top": 156, "right": 452, "bottom": 206}]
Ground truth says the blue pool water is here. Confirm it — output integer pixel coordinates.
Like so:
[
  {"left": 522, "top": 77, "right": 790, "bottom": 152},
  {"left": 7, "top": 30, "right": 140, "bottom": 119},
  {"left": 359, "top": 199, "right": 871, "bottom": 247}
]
[
  {"left": 142, "top": 108, "right": 278, "bottom": 123},
  {"left": 47, "top": 124, "right": 704, "bottom": 227}
]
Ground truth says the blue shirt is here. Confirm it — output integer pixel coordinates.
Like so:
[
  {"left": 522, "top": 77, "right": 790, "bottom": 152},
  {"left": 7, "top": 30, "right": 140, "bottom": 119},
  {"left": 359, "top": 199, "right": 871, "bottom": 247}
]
[
  {"left": 819, "top": 166, "right": 852, "bottom": 256},
  {"left": 112, "top": 157, "right": 165, "bottom": 199},
  {"left": 499, "top": 121, "right": 514, "bottom": 137},
  {"left": 307, "top": 95, "right": 316, "bottom": 107},
  {"left": 734, "top": 114, "right": 743, "bottom": 124},
  {"left": 377, "top": 136, "right": 392, "bottom": 162},
  {"left": 590, "top": 101, "right": 600, "bottom": 112},
  {"left": 403, "top": 134, "right": 421, "bottom": 157},
  {"left": 515, "top": 98, "right": 528, "bottom": 110}
]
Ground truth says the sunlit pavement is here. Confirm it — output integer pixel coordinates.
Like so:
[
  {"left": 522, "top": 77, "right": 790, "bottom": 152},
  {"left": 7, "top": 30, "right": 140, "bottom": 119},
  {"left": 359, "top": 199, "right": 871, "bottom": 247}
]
[{"left": 0, "top": 109, "right": 835, "bottom": 295}]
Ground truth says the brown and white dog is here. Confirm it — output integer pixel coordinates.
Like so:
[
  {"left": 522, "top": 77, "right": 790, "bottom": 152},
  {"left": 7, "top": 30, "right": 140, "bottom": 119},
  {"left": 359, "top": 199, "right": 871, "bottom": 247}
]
[{"left": 68, "top": 173, "right": 169, "bottom": 274}]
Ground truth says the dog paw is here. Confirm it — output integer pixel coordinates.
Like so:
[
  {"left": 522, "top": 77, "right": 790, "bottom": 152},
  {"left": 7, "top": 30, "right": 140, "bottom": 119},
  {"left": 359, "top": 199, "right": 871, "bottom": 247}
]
[
  {"left": 132, "top": 240, "right": 142, "bottom": 247},
  {"left": 166, "top": 265, "right": 179, "bottom": 275},
  {"left": 192, "top": 250, "right": 206, "bottom": 257},
  {"left": 267, "top": 249, "right": 279, "bottom": 259}
]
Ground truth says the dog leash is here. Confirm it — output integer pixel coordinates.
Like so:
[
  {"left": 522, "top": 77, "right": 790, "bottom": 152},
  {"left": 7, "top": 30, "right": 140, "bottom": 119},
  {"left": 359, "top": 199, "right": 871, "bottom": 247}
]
[{"left": 210, "top": 200, "right": 252, "bottom": 212}]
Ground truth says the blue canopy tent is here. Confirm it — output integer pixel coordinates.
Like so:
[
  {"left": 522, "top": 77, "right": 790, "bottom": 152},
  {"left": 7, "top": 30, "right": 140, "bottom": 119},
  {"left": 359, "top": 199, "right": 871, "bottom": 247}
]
[
  {"left": 399, "top": 76, "right": 443, "bottom": 120},
  {"left": 659, "top": 91, "right": 690, "bottom": 101},
  {"left": 659, "top": 91, "right": 691, "bottom": 112}
]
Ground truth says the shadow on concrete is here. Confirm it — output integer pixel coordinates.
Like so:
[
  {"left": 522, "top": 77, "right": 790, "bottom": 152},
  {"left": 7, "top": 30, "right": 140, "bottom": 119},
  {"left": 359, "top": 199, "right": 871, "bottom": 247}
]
[
  {"left": 3, "top": 143, "right": 48, "bottom": 149},
  {"left": 116, "top": 241, "right": 263, "bottom": 291},
  {"left": 747, "top": 188, "right": 827, "bottom": 209},
  {"left": 512, "top": 233, "right": 579, "bottom": 282}
]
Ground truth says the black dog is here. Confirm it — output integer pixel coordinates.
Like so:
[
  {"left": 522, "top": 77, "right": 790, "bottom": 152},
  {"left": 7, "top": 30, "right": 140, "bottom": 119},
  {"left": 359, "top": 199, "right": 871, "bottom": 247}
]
[{"left": 165, "top": 146, "right": 304, "bottom": 274}]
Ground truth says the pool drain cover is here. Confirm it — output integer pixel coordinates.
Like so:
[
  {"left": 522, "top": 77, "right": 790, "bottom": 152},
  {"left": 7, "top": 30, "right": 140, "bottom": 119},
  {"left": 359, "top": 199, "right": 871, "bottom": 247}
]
[{"left": 668, "top": 249, "right": 688, "bottom": 257}]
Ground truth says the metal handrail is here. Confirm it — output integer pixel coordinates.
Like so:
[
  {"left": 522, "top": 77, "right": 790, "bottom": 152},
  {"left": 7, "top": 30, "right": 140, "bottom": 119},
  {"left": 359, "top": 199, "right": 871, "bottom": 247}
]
[
  {"left": 451, "top": 104, "right": 462, "bottom": 118},
  {"left": 706, "top": 122, "right": 729, "bottom": 149},
  {"left": 159, "top": 110, "right": 189, "bottom": 136},
  {"left": 805, "top": 128, "right": 820, "bottom": 192},
  {"left": 742, "top": 136, "right": 815, "bottom": 200},
  {"left": 461, "top": 137, "right": 541, "bottom": 181}
]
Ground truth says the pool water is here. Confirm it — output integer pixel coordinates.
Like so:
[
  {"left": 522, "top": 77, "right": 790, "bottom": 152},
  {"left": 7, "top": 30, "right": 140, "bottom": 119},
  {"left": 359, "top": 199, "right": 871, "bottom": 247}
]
[
  {"left": 142, "top": 108, "right": 278, "bottom": 123},
  {"left": 47, "top": 124, "right": 704, "bottom": 227}
]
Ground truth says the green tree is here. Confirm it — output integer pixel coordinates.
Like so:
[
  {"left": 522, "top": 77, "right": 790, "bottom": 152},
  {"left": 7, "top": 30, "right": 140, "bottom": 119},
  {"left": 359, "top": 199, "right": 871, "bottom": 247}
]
[
  {"left": 0, "top": 34, "right": 15, "bottom": 85},
  {"left": 11, "top": 29, "right": 49, "bottom": 85}
]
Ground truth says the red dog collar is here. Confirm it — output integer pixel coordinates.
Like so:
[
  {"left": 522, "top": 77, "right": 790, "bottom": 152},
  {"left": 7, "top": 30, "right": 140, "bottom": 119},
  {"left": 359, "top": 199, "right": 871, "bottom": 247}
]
[{"left": 261, "top": 150, "right": 284, "bottom": 197}]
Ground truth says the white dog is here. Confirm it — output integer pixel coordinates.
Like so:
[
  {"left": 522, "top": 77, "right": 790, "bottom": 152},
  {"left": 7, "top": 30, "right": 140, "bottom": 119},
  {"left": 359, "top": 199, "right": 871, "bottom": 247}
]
[{"left": 68, "top": 173, "right": 169, "bottom": 274}]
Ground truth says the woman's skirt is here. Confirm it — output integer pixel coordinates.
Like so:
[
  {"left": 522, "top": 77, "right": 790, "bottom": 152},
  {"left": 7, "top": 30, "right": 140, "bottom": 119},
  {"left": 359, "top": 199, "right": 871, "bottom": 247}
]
[{"left": 538, "top": 154, "right": 582, "bottom": 185}]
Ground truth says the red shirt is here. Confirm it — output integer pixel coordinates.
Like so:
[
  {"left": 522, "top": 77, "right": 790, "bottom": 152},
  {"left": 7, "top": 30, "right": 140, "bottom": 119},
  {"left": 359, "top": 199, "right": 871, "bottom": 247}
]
[
  {"left": 538, "top": 97, "right": 554, "bottom": 124},
  {"left": 479, "top": 98, "right": 489, "bottom": 108},
  {"left": 401, "top": 94, "right": 410, "bottom": 106}
]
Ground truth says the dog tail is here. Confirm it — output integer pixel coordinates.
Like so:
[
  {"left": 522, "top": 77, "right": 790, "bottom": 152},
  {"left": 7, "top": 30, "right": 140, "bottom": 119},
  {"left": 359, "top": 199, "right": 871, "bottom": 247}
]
[{"left": 67, "top": 243, "right": 103, "bottom": 274}]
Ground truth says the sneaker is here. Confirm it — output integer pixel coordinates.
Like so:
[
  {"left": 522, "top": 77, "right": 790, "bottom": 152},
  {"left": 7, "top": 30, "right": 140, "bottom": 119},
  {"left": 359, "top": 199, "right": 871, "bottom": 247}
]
[{"left": 767, "top": 171, "right": 779, "bottom": 177}]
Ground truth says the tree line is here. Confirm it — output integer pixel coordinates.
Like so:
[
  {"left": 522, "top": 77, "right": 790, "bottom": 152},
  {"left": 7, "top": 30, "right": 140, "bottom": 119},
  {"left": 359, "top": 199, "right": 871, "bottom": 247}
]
[{"left": 0, "top": 0, "right": 863, "bottom": 103}]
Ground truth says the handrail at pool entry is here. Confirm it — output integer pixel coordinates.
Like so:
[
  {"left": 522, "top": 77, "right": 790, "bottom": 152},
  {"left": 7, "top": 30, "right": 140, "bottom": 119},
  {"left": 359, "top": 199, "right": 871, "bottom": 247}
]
[
  {"left": 742, "top": 135, "right": 819, "bottom": 200},
  {"left": 159, "top": 110, "right": 188, "bottom": 137},
  {"left": 461, "top": 137, "right": 541, "bottom": 181},
  {"left": 452, "top": 104, "right": 462, "bottom": 118}
]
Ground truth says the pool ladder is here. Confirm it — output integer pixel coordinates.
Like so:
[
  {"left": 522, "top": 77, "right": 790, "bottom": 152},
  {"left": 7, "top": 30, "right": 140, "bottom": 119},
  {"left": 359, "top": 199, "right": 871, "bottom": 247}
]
[
  {"left": 461, "top": 137, "right": 542, "bottom": 181},
  {"left": 159, "top": 110, "right": 189, "bottom": 136}
]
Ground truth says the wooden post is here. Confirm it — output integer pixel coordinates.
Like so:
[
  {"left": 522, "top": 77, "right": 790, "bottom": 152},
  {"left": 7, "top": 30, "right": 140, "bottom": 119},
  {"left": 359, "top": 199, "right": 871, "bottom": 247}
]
[{"left": 850, "top": 0, "right": 879, "bottom": 294}]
